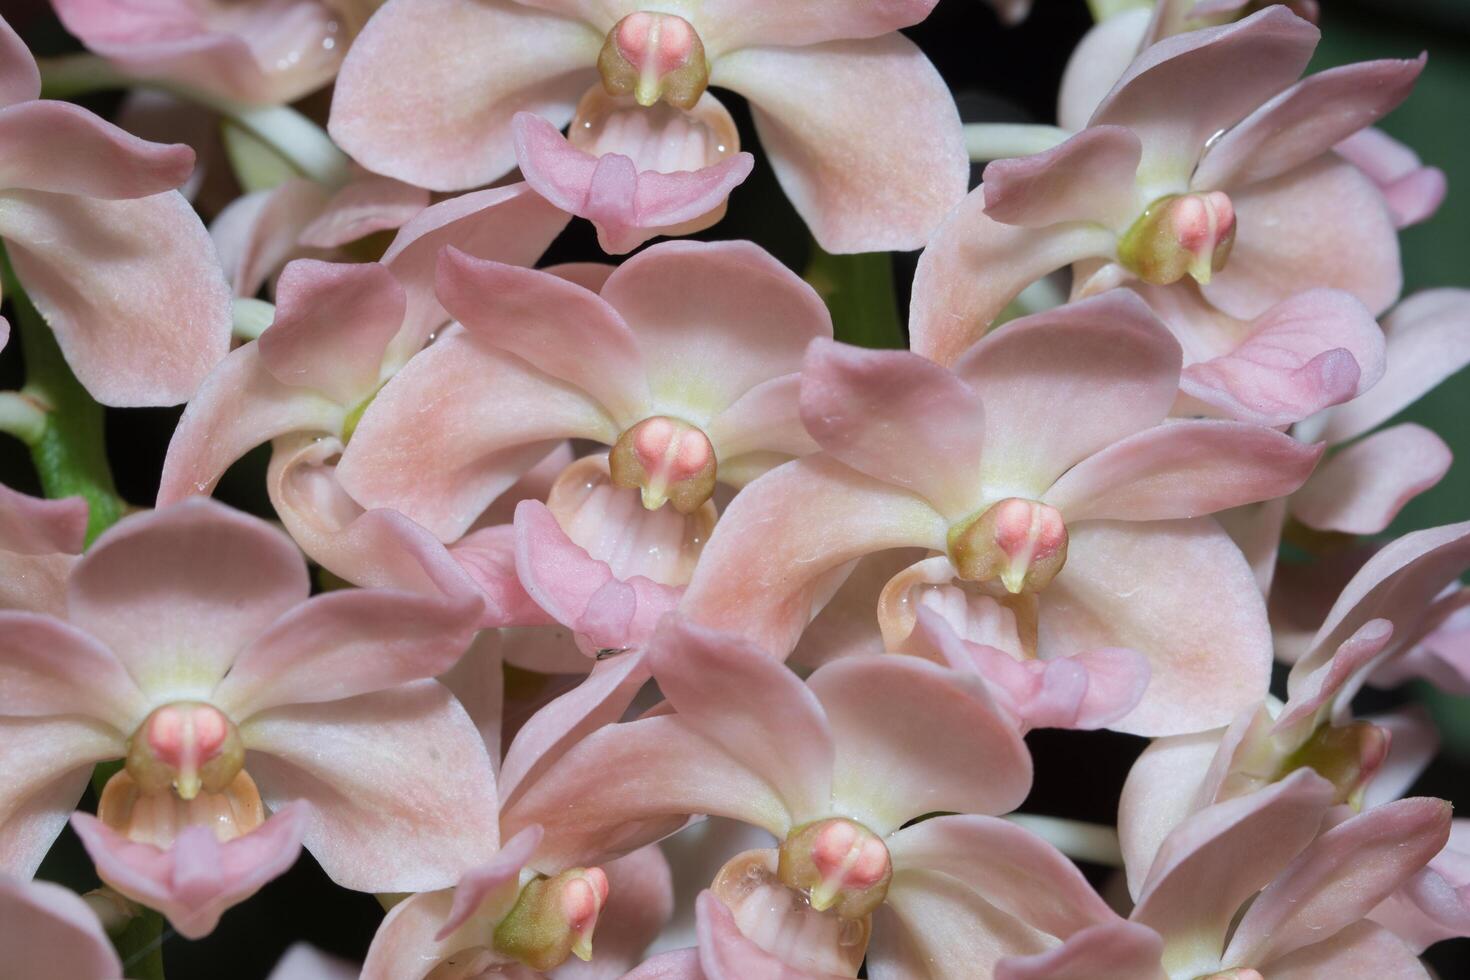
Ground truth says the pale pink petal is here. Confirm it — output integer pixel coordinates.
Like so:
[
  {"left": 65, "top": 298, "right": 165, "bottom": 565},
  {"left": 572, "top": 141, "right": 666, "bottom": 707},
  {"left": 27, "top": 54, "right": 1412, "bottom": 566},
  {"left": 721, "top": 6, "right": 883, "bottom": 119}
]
[
  {"left": 1371, "top": 819, "right": 1470, "bottom": 952},
  {"left": 908, "top": 188, "right": 1116, "bottom": 365},
  {"left": 680, "top": 456, "right": 947, "bottom": 657},
  {"left": 0, "top": 550, "right": 70, "bottom": 616},
  {"left": 1202, "top": 158, "right": 1401, "bottom": 320},
  {"left": 0, "top": 612, "right": 146, "bottom": 729},
  {"left": 1090, "top": 7, "right": 1319, "bottom": 182},
  {"left": 1223, "top": 797, "right": 1451, "bottom": 965},
  {"left": 1276, "top": 619, "right": 1395, "bottom": 731},
  {"left": 156, "top": 342, "right": 342, "bottom": 505},
  {"left": 1321, "top": 289, "right": 1470, "bottom": 444},
  {"left": 1042, "top": 420, "right": 1321, "bottom": 523},
  {"left": 695, "top": 891, "right": 846, "bottom": 980},
  {"left": 328, "top": 0, "right": 600, "bottom": 190},
  {"left": 451, "top": 524, "right": 557, "bottom": 628},
  {"left": 360, "top": 890, "right": 459, "bottom": 980},
  {"left": 798, "top": 339, "right": 985, "bottom": 520},
  {"left": 808, "top": 656, "right": 1031, "bottom": 832},
  {"left": 0, "top": 15, "right": 40, "bottom": 107},
  {"left": 515, "top": 500, "right": 683, "bottom": 654},
  {"left": 704, "top": 374, "right": 817, "bottom": 469},
  {"left": 982, "top": 126, "right": 1141, "bottom": 229},
  {"left": 712, "top": 35, "right": 966, "bottom": 252},
  {"left": 544, "top": 262, "right": 615, "bottom": 292},
  {"left": 0, "top": 483, "right": 86, "bottom": 555},
  {"left": 694, "top": 0, "right": 940, "bottom": 51},
  {"left": 0, "top": 717, "right": 119, "bottom": 876},
  {"left": 1291, "top": 424, "right": 1451, "bottom": 535},
  {"left": 995, "top": 922, "right": 1166, "bottom": 980},
  {"left": 435, "top": 246, "right": 651, "bottom": 423},
  {"left": 599, "top": 239, "right": 832, "bottom": 420},
  {"left": 209, "top": 179, "right": 331, "bottom": 298},
  {"left": 71, "top": 805, "right": 307, "bottom": 940},
  {"left": 513, "top": 111, "right": 753, "bottom": 255},
  {"left": 68, "top": 500, "right": 308, "bottom": 694},
  {"left": 556, "top": 845, "right": 673, "bottom": 978},
  {"left": 1116, "top": 729, "right": 1223, "bottom": 900},
  {"left": 257, "top": 259, "right": 407, "bottom": 404},
  {"left": 1056, "top": 8, "right": 1151, "bottom": 131},
  {"left": 267, "top": 943, "right": 360, "bottom": 980},
  {"left": 881, "top": 870, "right": 1049, "bottom": 979},
  {"left": 435, "top": 825, "right": 543, "bottom": 940},
  {"left": 335, "top": 329, "right": 613, "bottom": 541},
  {"left": 297, "top": 174, "right": 429, "bottom": 250},
  {"left": 1267, "top": 920, "right": 1430, "bottom": 980},
  {"left": 955, "top": 290, "right": 1183, "bottom": 490},
  {"left": 243, "top": 683, "right": 500, "bottom": 891},
  {"left": 0, "top": 100, "right": 194, "bottom": 197},
  {"left": 0, "top": 875, "right": 124, "bottom": 980},
  {"left": 791, "top": 549, "right": 921, "bottom": 669},
  {"left": 0, "top": 189, "right": 231, "bottom": 406},
  {"left": 1041, "top": 518, "right": 1272, "bottom": 736},
  {"left": 888, "top": 815, "right": 1117, "bottom": 939},
  {"left": 1363, "top": 706, "right": 1439, "bottom": 810},
  {"left": 1335, "top": 128, "right": 1445, "bottom": 229},
  {"left": 378, "top": 183, "right": 571, "bottom": 364},
  {"left": 1131, "top": 770, "right": 1335, "bottom": 971},
  {"left": 646, "top": 616, "right": 834, "bottom": 826},
  {"left": 1193, "top": 56, "right": 1425, "bottom": 191}
]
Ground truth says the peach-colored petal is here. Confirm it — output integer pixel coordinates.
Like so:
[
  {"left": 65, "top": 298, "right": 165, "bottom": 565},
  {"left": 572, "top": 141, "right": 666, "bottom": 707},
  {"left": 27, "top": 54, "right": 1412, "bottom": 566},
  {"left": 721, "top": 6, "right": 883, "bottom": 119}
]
[
  {"left": 1335, "top": 128, "right": 1445, "bottom": 229},
  {"left": 0, "top": 15, "right": 40, "bottom": 107},
  {"left": 209, "top": 179, "right": 332, "bottom": 298},
  {"left": 0, "top": 716, "right": 119, "bottom": 876},
  {"left": 995, "top": 922, "right": 1166, "bottom": 980},
  {"left": 713, "top": 34, "right": 966, "bottom": 253},
  {"left": 0, "top": 483, "right": 86, "bottom": 556},
  {"left": 881, "top": 869, "right": 1050, "bottom": 979},
  {"left": 0, "top": 875, "right": 124, "bottom": 980},
  {"left": 328, "top": 0, "right": 600, "bottom": 191},
  {"left": 1116, "top": 729, "right": 1224, "bottom": 901},
  {"left": 982, "top": 126, "right": 1141, "bottom": 229},
  {"left": 1056, "top": 7, "right": 1150, "bottom": 131},
  {"left": 1291, "top": 424, "right": 1451, "bottom": 535},
  {"left": 0, "top": 612, "right": 146, "bottom": 729},
  {"left": 296, "top": 173, "right": 428, "bottom": 250},
  {"left": 1267, "top": 920, "right": 1429, "bottom": 979},
  {"left": 0, "top": 100, "right": 195, "bottom": 198},
  {"left": 705, "top": 374, "right": 816, "bottom": 469}
]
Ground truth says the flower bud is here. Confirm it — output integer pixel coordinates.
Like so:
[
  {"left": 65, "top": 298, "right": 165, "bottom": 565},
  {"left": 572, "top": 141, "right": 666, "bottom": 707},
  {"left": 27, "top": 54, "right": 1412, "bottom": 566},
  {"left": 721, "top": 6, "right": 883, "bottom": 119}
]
[
  {"left": 609, "top": 415, "right": 717, "bottom": 513},
  {"left": 598, "top": 12, "right": 709, "bottom": 110},
  {"left": 1118, "top": 191, "right": 1236, "bottom": 286},
  {"left": 492, "top": 867, "right": 610, "bottom": 970},
  {"left": 949, "top": 498, "right": 1068, "bottom": 594},
  {"left": 777, "top": 818, "right": 892, "bottom": 920},
  {"left": 125, "top": 702, "right": 244, "bottom": 801}
]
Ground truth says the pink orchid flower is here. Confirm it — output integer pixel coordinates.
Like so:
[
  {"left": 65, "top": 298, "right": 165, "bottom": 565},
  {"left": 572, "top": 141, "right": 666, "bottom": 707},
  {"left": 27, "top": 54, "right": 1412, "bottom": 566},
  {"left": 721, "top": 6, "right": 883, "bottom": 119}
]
[
  {"left": 914, "top": 7, "right": 1419, "bottom": 426},
  {"left": 998, "top": 770, "right": 1447, "bottom": 979},
  {"left": 0, "top": 15, "right": 230, "bottom": 406},
  {"left": 507, "top": 617, "right": 1134, "bottom": 977},
  {"left": 53, "top": 0, "right": 380, "bottom": 106},
  {"left": 337, "top": 240, "right": 832, "bottom": 655},
  {"left": 159, "top": 185, "right": 568, "bottom": 586},
  {"left": 0, "top": 500, "right": 497, "bottom": 938},
  {"left": 0, "top": 875, "right": 124, "bottom": 980},
  {"left": 681, "top": 290, "right": 1322, "bottom": 736},
  {"left": 328, "top": 0, "right": 966, "bottom": 253},
  {"left": 0, "top": 482, "right": 85, "bottom": 615}
]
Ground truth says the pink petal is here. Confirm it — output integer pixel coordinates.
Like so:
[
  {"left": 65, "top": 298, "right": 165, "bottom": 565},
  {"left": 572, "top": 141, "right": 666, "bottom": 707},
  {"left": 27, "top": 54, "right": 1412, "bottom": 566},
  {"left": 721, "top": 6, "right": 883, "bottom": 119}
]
[
  {"left": 514, "top": 500, "right": 683, "bottom": 654},
  {"left": 982, "top": 126, "right": 1142, "bottom": 229},
  {"left": 680, "top": 456, "right": 947, "bottom": 657},
  {"left": 0, "top": 189, "right": 231, "bottom": 407},
  {"left": 1275, "top": 618, "right": 1395, "bottom": 732},
  {"left": 954, "top": 290, "right": 1183, "bottom": 490},
  {"left": 513, "top": 111, "right": 753, "bottom": 255},
  {"left": 0, "top": 483, "right": 86, "bottom": 556},
  {"left": 435, "top": 246, "right": 650, "bottom": 423},
  {"left": 156, "top": 342, "right": 342, "bottom": 505},
  {"left": 599, "top": 240, "right": 832, "bottom": 422},
  {"left": 808, "top": 656, "right": 1032, "bottom": 832},
  {"left": 435, "top": 825, "right": 543, "bottom": 940},
  {"left": 499, "top": 650, "right": 649, "bottom": 807},
  {"left": 791, "top": 549, "right": 921, "bottom": 669},
  {"left": 695, "top": 891, "right": 847, "bottom": 980},
  {"left": 0, "top": 612, "right": 146, "bottom": 729},
  {"left": 1117, "top": 730, "right": 1225, "bottom": 901},
  {"left": 0, "top": 716, "right": 120, "bottom": 876},
  {"left": 0, "top": 100, "right": 194, "bottom": 198},
  {"left": 1131, "top": 769, "right": 1335, "bottom": 968},
  {"left": 360, "top": 890, "right": 460, "bottom": 980},
  {"left": 209, "top": 179, "right": 331, "bottom": 298},
  {"left": 0, "top": 875, "right": 124, "bottom": 980},
  {"left": 328, "top": 0, "right": 600, "bottom": 191},
  {"left": 665, "top": 0, "right": 939, "bottom": 52},
  {"left": 335, "top": 329, "right": 613, "bottom": 541},
  {"left": 243, "top": 682, "right": 501, "bottom": 892},
  {"left": 1223, "top": 797, "right": 1452, "bottom": 966},
  {"left": 880, "top": 871, "right": 1051, "bottom": 978},
  {"left": 995, "top": 921, "right": 1166, "bottom": 980},
  {"left": 1320, "top": 288, "right": 1470, "bottom": 444},
  {"left": 257, "top": 259, "right": 407, "bottom": 404},
  {"left": 887, "top": 814, "right": 1117, "bottom": 939},
  {"left": 297, "top": 174, "right": 429, "bottom": 250},
  {"left": 1194, "top": 56, "right": 1424, "bottom": 191},
  {"left": 1042, "top": 420, "right": 1322, "bottom": 523},
  {"left": 70, "top": 804, "right": 307, "bottom": 940},
  {"left": 798, "top": 339, "right": 985, "bottom": 519},
  {"left": 1091, "top": 6, "right": 1319, "bottom": 183},
  {"left": 1363, "top": 706, "right": 1440, "bottom": 810},
  {"left": 646, "top": 616, "right": 835, "bottom": 826},
  {"left": 1336, "top": 128, "right": 1446, "bottom": 229},
  {"left": 705, "top": 374, "right": 817, "bottom": 470},
  {"left": 1267, "top": 920, "right": 1429, "bottom": 979},
  {"left": 451, "top": 525, "right": 557, "bottom": 629},
  {"left": 0, "top": 15, "right": 40, "bottom": 107},
  {"left": 67, "top": 500, "right": 309, "bottom": 694},
  {"left": 1202, "top": 157, "right": 1401, "bottom": 321},
  {"left": 437, "top": 632, "right": 503, "bottom": 764},
  {"left": 907, "top": 188, "right": 1115, "bottom": 366},
  {"left": 1291, "top": 424, "right": 1451, "bottom": 535},
  {"left": 1042, "top": 518, "right": 1273, "bottom": 736},
  {"left": 378, "top": 182, "right": 571, "bottom": 365},
  {"left": 1056, "top": 8, "right": 1151, "bottom": 132},
  {"left": 712, "top": 34, "right": 966, "bottom": 252}
]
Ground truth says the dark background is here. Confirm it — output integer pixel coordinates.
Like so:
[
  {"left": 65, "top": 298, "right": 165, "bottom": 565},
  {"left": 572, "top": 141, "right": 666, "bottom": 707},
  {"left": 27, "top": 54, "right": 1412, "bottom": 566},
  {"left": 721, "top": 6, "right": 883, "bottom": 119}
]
[{"left": 2, "top": 0, "right": 1467, "bottom": 975}]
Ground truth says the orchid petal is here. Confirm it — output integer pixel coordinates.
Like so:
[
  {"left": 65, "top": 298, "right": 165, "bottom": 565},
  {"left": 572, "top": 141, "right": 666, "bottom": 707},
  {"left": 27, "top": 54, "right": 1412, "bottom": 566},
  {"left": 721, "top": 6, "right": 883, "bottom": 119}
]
[
  {"left": 0, "top": 716, "right": 119, "bottom": 876},
  {"left": 1291, "top": 424, "right": 1451, "bottom": 535},
  {"left": 435, "top": 825, "right": 543, "bottom": 940},
  {"left": 1267, "top": 921, "right": 1429, "bottom": 979},
  {"left": 1056, "top": 8, "right": 1151, "bottom": 132},
  {"left": 1335, "top": 128, "right": 1445, "bottom": 229},
  {"left": 1117, "top": 730, "right": 1224, "bottom": 901},
  {"left": 982, "top": 126, "right": 1141, "bottom": 229},
  {"left": 705, "top": 374, "right": 816, "bottom": 466},
  {"left": 0, "top": 484, "right": 85, "bottom": 556},
  {"left": 0, "top": 16, "right": 40, "bottom": 106},
  {"left": 209, "top": 180, "right": 330, "bottom": 298},
  {"left": 0, "top": 875, "right": 124, "bottom": 980},
  {"left": 995, "top": 921, "right": 1166, "bottom": 980},
  {"left": 296, "top": 174, "right": 428, "bottom": 250},
  {"left": 0, "top": 612, "right": 146, "bottom": 729},
  {"left": 0, "top": 100, "right": 194, "bottom": 198}
]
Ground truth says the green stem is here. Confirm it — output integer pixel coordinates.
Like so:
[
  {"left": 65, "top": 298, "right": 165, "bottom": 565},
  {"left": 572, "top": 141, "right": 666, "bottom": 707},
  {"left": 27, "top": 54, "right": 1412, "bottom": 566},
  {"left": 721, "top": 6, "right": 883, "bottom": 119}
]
[
  {"left": 964, "top": 123, "right": 1070, "bottom": 162},
  {"left": 112, "top": 908, "right": 168, "bottom": 980},
  {"left": 1, "top": 250, "right": 127, "bottom": 543},
  {"left": 804, "top": 244, "right": 905, "bottom": 350}
]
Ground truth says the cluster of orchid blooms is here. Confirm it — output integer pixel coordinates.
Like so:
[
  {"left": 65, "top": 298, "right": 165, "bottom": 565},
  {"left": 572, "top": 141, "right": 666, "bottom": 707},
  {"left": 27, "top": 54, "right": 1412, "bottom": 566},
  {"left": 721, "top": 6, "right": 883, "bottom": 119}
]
[{"left": 2, "top": 0, "right": 1469, "bottom": 977}]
